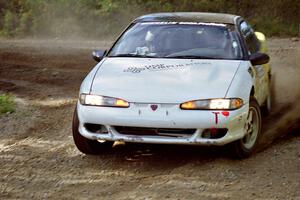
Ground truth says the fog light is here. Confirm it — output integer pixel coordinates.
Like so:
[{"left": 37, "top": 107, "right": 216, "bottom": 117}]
[
  {"left": 202, "top": 128, "right": 228, "bottom": 139},
  {"left": 84, "top": 123, "right": 108, "bottom": 134}
]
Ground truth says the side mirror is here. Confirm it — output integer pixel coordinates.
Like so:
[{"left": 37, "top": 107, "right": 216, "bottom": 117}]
[
  {"left": 250, "top": 52, "right": 270, "bottom": 65},
  {"left": 92, "top": 50, "right": 106, "bottom": 62}
]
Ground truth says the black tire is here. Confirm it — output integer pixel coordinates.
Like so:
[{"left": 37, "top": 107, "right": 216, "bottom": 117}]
[
  {"left": 72, "top": 107, "right": 113, "bottom": 155},
  {"left": 232, "top": 97, "right": 262, "bottom": 158}
]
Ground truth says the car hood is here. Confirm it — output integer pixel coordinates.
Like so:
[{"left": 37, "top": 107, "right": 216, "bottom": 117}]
[{"left": 91, "top": 58, "right": 241, "bottom": 103}]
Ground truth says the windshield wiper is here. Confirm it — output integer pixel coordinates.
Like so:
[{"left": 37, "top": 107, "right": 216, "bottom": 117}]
[
  {"left": 109, "top": 54, "right": 156, "bottom": 58},
  {"left": 165, "top": 55, "right": 217, "bottom": 59}
]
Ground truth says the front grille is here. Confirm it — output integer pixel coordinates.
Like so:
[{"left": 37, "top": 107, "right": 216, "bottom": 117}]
[{"left": 114, "top": 126, "right": 196, "bottom": 137}]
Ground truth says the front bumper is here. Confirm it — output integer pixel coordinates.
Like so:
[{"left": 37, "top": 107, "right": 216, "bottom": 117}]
[{"left": 77, "top": 101, "right": 249, "bottom": 146}]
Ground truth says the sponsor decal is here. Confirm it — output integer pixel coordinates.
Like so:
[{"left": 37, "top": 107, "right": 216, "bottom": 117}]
[
  {"left": 212, "top": 112, "right": 220, "bottom": 124},
  {"left": 124, "top": 61, "right": 210, "bottom": 73},
  {"left": 210, "top": 111, "right": 232, "bottom": 136},
  {"left": 221, "top": 111, "right": 230, "bottom": 117},
  {"left": 141, "top": 21, "right": 226, "bottom": 27},
  {"left": 212, "top": 111, "right": 230, "bottom": 124}
]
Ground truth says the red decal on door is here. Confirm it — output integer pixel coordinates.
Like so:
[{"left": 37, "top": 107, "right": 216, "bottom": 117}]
[{"left": 212, "top": 112, "right": 220, "bottom": 124}]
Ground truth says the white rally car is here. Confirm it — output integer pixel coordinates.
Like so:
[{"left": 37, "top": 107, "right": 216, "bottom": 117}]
[{"left": 73, "top": 12, "right": 272, "bottom": 158}]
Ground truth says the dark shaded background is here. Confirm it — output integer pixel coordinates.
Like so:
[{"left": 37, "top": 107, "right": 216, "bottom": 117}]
[{"left": 0, "top": 0, "right": 299, "bottom": 38}]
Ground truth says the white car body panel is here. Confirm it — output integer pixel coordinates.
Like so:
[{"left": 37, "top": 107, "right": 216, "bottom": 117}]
[
  {"left": 252, "top": 64, "right": 268, "bottom": 105},
  {"left": 225, "top": 61, "right": 253, "bottom": 104},
  {"left": 90, "top": 58, "right": 241, "bottom": 103},
  {"left": 79, "top": 60, "right": 104, "bottom": 94},
  {"left": 75, "top": 57, "right": 265, "bottom": 146},
  {"left": 77, "top": 101, "right": 249, "bottom": 145}
]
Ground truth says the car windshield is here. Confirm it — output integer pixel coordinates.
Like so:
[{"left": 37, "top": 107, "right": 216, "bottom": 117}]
[{"left": 108, "top": 22, "right": 243, "bottom": 59}]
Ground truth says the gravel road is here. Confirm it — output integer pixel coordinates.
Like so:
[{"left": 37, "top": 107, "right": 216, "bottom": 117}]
[{"left": 0, "top": 38, "right": 299, "bottom": 200}]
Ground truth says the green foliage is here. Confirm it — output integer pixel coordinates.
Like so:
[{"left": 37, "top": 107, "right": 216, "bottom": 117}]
[
  {"left": 0, "top": 94, "right": 16, "bottom": 115},
  {"left": 0, "top": 0, "right": 299, "bottom": 38},
  {"left": 1, "top": 10, "right": 16, "bottom": 36},
  {"left": 16, "top": 12, "right": 32, "bottom": 36}
]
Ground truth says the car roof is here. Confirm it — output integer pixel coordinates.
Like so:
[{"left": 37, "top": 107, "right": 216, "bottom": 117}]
[{"left": 134, "top": 12, "right": 240, "bottom": 25}]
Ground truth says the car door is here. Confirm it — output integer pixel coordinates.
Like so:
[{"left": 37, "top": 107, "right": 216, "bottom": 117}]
[{"left": 239, "top": 20, "right": 267, "bottom": 105}]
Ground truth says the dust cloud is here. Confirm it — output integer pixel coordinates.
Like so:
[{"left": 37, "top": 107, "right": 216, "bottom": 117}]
[
  {"left": 260, "top": 40, "right": 300, "bottom": 147},
  {"left": 28, "top": 3, "right": 143, "bottom": 39}
]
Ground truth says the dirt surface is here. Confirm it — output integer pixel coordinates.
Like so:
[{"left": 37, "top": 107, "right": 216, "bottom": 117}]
[{"left": 0, "top": 38, "right": 299, "bottom": 200}]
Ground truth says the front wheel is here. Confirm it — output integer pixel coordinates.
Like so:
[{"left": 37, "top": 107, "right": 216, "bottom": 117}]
[
  {"left": 232, "top": 97, "right": 262, "bottom": 158},
  {"left": 72, "top": 107, "right": 113, "bottom": 155}
]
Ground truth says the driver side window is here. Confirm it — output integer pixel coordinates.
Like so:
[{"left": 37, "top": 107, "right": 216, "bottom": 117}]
[{"left": 240, "top": 21, "right": 260, "bottom": 55}]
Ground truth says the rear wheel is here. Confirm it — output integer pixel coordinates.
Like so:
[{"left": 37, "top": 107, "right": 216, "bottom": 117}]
[
  {"left": 232, "top": 97, "right": 262, "bottom": 158},
  {"left": 72, "top": 107, "right": 113, "bottom": 155}
]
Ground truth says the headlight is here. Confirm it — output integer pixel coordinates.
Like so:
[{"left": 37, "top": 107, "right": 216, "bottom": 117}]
[
  {"left": 180, "top": 98, "right": 243, "bottom": 110},
  {"left": 79, "top": 94, "right": 129, "bottom": 108}
]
